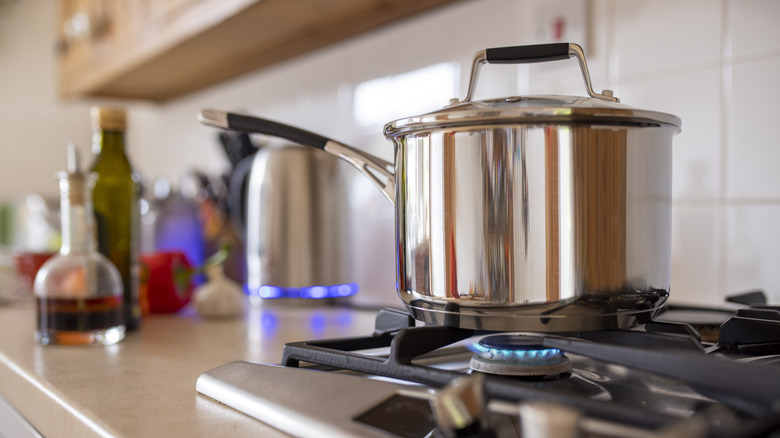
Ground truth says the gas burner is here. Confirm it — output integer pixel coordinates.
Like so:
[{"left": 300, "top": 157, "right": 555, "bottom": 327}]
[
  {"left": 469, "top": 334, "right": 572, "bottom": 377},
  {"left": 198, "top": 303, "right": 780, "bottom": 438}
]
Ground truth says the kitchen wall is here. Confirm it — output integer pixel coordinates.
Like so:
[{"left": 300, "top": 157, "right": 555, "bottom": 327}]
[{"left": 1, "top": 0, "right": 779, "bottom": 306}]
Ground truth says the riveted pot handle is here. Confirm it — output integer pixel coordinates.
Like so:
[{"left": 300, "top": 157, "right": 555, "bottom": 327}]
[{"left": 460, "top": 42, "right": 618, "bottom": 104}]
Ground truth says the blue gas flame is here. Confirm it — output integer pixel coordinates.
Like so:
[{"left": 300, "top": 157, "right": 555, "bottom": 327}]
[{"left": 469, "top": 342, "right": 566, "bottom": 364}]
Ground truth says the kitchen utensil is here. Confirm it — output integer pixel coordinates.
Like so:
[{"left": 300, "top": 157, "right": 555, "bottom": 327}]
[
  {"left": 228, "top": 143, "right": 351, "bottom": 302},
  {"left": 218, "top": 131, "right": 257, "bottom": 170},
  {"left": 35, "top": 144, "right": 125, "bottom": 346},
  {"left": 199, "top": 42, "right": 681, "bottom": 331}
]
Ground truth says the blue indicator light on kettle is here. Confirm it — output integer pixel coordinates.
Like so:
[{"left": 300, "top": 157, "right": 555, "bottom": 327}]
[{"left": 244, "top": 283, "right": 359, "bottom": 300}]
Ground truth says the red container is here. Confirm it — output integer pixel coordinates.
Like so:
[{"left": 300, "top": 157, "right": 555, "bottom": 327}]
[
  {"left": 13, "top": 251, "right": 56, "bottom": 292},
  {"left": 140, "top": 251, "right": 194, "bottom": 314}
]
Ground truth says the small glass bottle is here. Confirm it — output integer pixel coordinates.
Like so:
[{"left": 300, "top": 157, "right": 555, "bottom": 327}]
[{"left": 34, "top": 144, "right": 125, "bottom": 346}]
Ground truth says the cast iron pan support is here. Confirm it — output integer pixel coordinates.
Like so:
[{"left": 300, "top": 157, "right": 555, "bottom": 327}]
[{"left": 281, "top": 310, "right": 693, "bottom": 432}]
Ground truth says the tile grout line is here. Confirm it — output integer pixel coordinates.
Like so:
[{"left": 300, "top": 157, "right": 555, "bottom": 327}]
[
  {"left": 674, "top": 198, "right": 780, "bottom": 206},
  {"left": 618, "top": 59, "right": 721, "bottom": 84},
  {"left": 616, "top": 49, "right": 780, "bottom": 86},
  {"left": 727, "top": 48, "right": 780, "bottom": 66},
  {"left": 719, "top": 0, "right": 732, "bottom": 302}
]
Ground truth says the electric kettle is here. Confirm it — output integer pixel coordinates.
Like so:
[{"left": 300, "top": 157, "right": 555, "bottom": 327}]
[{"left": 230, "top": 143, "right": 353, "bottom": 303}]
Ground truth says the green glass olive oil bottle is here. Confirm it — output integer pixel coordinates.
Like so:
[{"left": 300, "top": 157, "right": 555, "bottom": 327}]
[{"left": 90, "top": 107, "right": 142, "bottom": 331}]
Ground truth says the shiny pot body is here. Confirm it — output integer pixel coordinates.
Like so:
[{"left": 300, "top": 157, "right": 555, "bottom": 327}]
[{"left": 389, "top": 123, "right": 675, "bottom": 331}]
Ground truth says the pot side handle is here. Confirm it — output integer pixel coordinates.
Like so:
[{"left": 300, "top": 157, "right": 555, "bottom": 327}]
[
  {"left": 198, "top": 109, "right": 395, "bottom": 204},
  {"left": 461, "top": 42, "right": 619, "bottom": 104}
]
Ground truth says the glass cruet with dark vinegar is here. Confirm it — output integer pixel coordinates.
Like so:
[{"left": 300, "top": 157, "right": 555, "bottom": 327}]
[{"left": 34, "top": 144, "right": 125, "bottom": 346}]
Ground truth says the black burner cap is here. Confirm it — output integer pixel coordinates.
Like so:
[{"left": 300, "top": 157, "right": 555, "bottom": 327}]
[{"left": 478, "top": 334, "right": 546, "bottom": 351}]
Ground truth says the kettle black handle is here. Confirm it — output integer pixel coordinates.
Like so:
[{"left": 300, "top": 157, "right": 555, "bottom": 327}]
[
  {"left": 459, "top": 42, "right": 618, "bottom": 104},
  {"left": 228, "top": 153, "right": 256, "bottom": 242}
]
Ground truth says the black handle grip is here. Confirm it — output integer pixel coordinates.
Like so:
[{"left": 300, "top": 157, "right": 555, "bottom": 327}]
[
  {"left": 485, "top": 43, "right": 570, "bottom": 65},
  {"left": 226, "top": 113, "right": 330, "bottom": 150},
  {"left": 228, "top": 153, "right": 256, "bottom": 241}
]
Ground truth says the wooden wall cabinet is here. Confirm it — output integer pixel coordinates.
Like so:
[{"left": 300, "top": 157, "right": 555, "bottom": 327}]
[{"left": 57, "top": 0, "right": 460, "bottom": 102}]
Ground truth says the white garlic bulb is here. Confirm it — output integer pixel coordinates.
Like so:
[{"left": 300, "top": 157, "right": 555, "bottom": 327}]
[{"left": 193, "top": 264, "right": 245, "bottom": 319}]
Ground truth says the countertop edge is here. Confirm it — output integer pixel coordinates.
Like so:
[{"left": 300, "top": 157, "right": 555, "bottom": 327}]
[{"left": 0, "top": 348, "right": 120, "bottom": 438}]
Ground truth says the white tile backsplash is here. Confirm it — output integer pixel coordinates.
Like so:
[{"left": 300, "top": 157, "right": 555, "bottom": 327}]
[
  {"left": 726, "top": 204, "right": 780, "bottom": 304},
  {"left": 619, "top": 67, "right": 721, "bottom": 200},
  {"left": 384, "top": 5, "right": 457, "bottom": 71},
  {"left": 671, "top": 205, "right": 722, "bottom": 305},
  {"left": 613, "top": 0, "right": 722, "bottom": 78},
  {"left": 344, "top": 169, "right": 398, "bottom": 307},
  {"left": 727, "top": 55, "right": 780, "bottom": 199},
  {"left": 729, "top": 0, "right": 780, "bottom": 58},
  {"left": 446, "top": 0, "right": 527, "bottom": 59}
]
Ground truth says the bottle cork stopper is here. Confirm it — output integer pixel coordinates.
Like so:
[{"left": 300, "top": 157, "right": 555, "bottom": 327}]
[
  {"left": 66, "top": 175, "right": 87, "bottom": 205},
  {"left": 90, "top": 106, "right": 126, "bottom": 131}
]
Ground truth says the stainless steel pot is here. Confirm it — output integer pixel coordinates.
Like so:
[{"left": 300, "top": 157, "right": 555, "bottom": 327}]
[{"left": 199, "top": 43, "right": 681, "bottom": 331}]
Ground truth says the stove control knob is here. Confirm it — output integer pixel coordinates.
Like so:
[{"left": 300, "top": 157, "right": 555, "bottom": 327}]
[{"left": 429, "top": 374, "right": 492, "bottom": 437}]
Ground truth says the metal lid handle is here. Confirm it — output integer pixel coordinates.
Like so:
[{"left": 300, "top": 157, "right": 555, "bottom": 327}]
[{"left": 460, "top": 42, "right": 618, "bottom": 103}]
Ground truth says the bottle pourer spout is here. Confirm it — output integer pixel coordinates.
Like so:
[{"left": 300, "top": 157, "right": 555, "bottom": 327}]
[{"left": 67, "top": 143, "right": 81, "bottom": 174}]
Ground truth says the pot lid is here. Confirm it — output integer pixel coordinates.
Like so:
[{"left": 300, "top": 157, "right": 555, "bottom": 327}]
[
  {"left": 384, "top": 43, "right": 681, "bottom": 138},
  {"left": 384, "top": 94, "right": 682, "bottom": 137}
]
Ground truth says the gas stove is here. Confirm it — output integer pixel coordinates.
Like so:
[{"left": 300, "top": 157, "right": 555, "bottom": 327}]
[{"left": 197, "top": 291, "right": 780, "bottom": 437}]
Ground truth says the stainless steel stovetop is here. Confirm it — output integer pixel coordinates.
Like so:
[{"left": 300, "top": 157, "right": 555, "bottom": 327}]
[{"left": 197, "top": 292, "right": 780, "bottom": 438}]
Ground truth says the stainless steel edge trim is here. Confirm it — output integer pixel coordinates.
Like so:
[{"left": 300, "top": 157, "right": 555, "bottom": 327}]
[
  {"left": 197, "top": 109, "right": 229, "bottom": 129},
  {"left": 402, "top": 300, "right": 660, "bottom": 332},
  {"left": 385, "top": 110, "right": 682, "bottom": 137},
  {"left": 197, "top": 362, "right": 409, "bottom": 438},
  {"left": 197, "top": 372, "right": 365, "bottom": 437}
]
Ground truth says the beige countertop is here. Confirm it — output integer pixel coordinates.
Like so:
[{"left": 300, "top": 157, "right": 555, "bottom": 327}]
[{"left": 0, "top": 297, "right": 379, "bottom": 437}]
